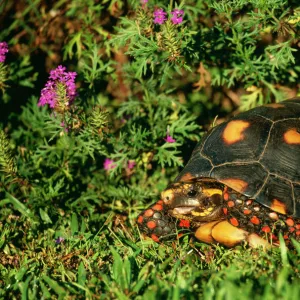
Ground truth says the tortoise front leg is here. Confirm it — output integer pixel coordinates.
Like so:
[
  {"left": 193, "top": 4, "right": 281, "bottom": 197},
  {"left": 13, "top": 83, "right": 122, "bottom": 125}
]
[{"left": 195, "top": 220, "right": 271, "bottom": 248}]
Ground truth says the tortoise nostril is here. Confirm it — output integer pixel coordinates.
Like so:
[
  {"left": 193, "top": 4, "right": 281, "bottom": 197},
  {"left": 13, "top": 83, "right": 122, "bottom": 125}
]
[{"left": 202, "top": 198, "right": 210, "bottom": 207}]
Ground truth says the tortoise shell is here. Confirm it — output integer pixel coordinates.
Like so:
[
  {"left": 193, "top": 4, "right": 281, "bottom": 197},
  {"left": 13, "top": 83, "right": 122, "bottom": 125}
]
[{"left": 175, "top": 98, "right": 300, "bottom": 217}]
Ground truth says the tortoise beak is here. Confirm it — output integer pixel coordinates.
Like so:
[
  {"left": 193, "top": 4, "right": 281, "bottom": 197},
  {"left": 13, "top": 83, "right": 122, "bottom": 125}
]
[{"left": 172, "top": 206, "right": 196, "bottom": 215}]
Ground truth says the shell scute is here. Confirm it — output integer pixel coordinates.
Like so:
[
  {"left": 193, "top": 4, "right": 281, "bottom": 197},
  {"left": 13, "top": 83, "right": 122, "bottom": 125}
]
[{"left": 176, "top": 98, "right": 300, "bottom": 217}]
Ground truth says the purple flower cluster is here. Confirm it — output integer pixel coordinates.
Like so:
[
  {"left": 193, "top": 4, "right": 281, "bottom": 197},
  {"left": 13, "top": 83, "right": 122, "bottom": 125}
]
[
  {"left": 0, "top": 42, "right": 8, "bottom": 63},
  {"left": 153, "top": 9, "right": 167, "bottom": 25},
  {"left": 103, "top": 158, "right": 116, "bottom": 171},
  {"left": 164, "top": 134, "right": 176, "bottom": 143},
  {"left": 170, "top": 9, "right": 184, "bottom": 25},
  {"left": 55, "top": 237, "right": 65, "bottom": 244},
  {"left": 153, "top": 8, "right": 184, "bottom": 25},
  {"left": 103, "top": 158, "right": 136, "bottom": 171},
  {"left": 38, "top": 65, "right": 77, "bottom": 108}
]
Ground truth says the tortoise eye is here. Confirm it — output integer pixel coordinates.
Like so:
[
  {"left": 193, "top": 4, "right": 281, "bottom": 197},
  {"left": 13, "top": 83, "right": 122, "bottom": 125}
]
[{"left": 187, "top": 190, "right": 197, "bottom": 197}]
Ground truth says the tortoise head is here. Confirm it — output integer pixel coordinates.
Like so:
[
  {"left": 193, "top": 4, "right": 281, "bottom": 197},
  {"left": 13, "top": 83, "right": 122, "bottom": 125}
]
[{"left": 161, "top": 178, "right": 225, "bottom": 222}]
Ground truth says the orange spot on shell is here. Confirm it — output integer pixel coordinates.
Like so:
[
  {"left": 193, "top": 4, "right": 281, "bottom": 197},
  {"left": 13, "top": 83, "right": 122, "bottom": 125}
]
[
  {"left": 221, "top": 178, "right": 248, "bottom": 193},
  {"left": 269, "top": 212, "right": 279, "bottom": 220},
  {"left": 147, "top": 221, "right": 157, "bottom": 229},
  {"left": 223, "top": 193, "right": 229, "bottom": 201},
  {"left": 243, "top": 209, "right": 252, "bottom": 215},
  {"left": 261, "top": 226, "right": 271, "bottom": 233},
  {"left": 264, "top": 103, "right": 285, "bottom": 108},
  {"left": 152, "top": 204, "right": 163, "bottom": 211},
  {"left": 144, "top": 209, "right": 154, "bottom": 217},
  {"left": 223, "top": 207, "right": 228, "bottom": 215},
  {"left": 230, "top": 217, "right": 239, "bottom": 227},
  {"left": 250, "top": 216, "right": 260, "bottom": 225},
  {"left": 270, "top": 199, "right": 287, "bottom": 215},
  {"left": 178, "top": 172, "right": 194, "bottom": 181},
  {"left": 222, "top": 120, "right": 250, "bottom": 145},
  {"left": 151, "top": 234, "right": 160, "bottom": 242},
  {"left": 283, "top": 128, "right": 300, "bottom": 145},
  {"left": 137, "top": 216, "right": 143, "bottom": 223},
  {"left": 227, "top": 201, "right": 235, "bottom": 208},
  {"left": 285, "top": 218, "right": 294, "bottom": 227}
]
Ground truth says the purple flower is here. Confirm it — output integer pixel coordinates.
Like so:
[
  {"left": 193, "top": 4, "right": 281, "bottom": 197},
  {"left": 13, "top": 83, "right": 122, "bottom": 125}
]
[
  {"left": 170, "top": 9, "right": 184, "bottom": 24},
  {"left": 164, "top": 134, "right": 176, "bottom": 143},
  {"left": 104, "top": 158, "right": 116, "bottom": 170},
  {"left": 153, "top": 8, "right": 167, "bottom": 25},
  {"left": 0, "top": 42, "right": 8, "bottom": 63},
  {"left": 38, "top": 65, "right": 77, "bottom": 109},
  {"left": 141, "top": 0, "right": 148, "bottom": 3},
  {"left": 55, "top": 237, "right": 65, "bottom": 244},
  {"left": 127, "top": 160, "right": 136, "bottom": 170}
]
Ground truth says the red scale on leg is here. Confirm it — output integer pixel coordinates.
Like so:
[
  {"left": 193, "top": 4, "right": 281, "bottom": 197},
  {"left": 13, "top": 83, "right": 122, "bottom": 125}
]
[
  {"left": 227, "top": 201, "right": 235, "bottom": 208},
  {"left": 147, "top": 220, "right": 157, "bottom": 230},
  {"left": 152, "top": 204, "right": 163, "bottom": 211},
  {"left": 289, "top": 227, "right": 295, "bottom": 233},
  {"left": 223, "top": 188, "right": 300, "bottom": 245},
  {"left": 285, "top": 218, "right": 294, "bottom": 227},
  {"left": 250, "top": 216, "right": 260, "bottom": 225},
  {"left": 144, "top": 209, "right": 154, "bottom": 217},
  {"left": 261, "top": 226, "right": 271, "bottom": 233},
  {"left": 230, "top": 217, "right": 239, "bottom": 227}
]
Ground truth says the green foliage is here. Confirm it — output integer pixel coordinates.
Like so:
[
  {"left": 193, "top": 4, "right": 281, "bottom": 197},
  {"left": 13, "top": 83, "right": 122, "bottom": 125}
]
[
  {"left": 0, "top": 0, "right": 299, "bottom": 298},
  {"left": 0, "top": 130, "right": 16, "bottom": 177}
]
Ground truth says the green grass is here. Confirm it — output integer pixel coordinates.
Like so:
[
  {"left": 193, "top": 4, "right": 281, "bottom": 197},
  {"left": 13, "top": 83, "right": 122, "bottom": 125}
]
[
  {"left": 1, "top": 0, "right": 300, "bottom": 298},
  {"left": 1, "top": 204, "right": 299, "bottom": 299}
]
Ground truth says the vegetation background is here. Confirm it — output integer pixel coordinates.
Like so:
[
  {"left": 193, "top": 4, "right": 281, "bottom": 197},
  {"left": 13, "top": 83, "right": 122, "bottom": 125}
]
[{"left": 0, "top": 0, "right": 299, "bottom": 298}]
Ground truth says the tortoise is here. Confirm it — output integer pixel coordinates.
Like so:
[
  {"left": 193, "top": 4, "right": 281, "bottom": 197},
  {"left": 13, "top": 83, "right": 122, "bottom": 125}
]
[{"left": 138, "top": 98, "right": 300, "bottom": 248}]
